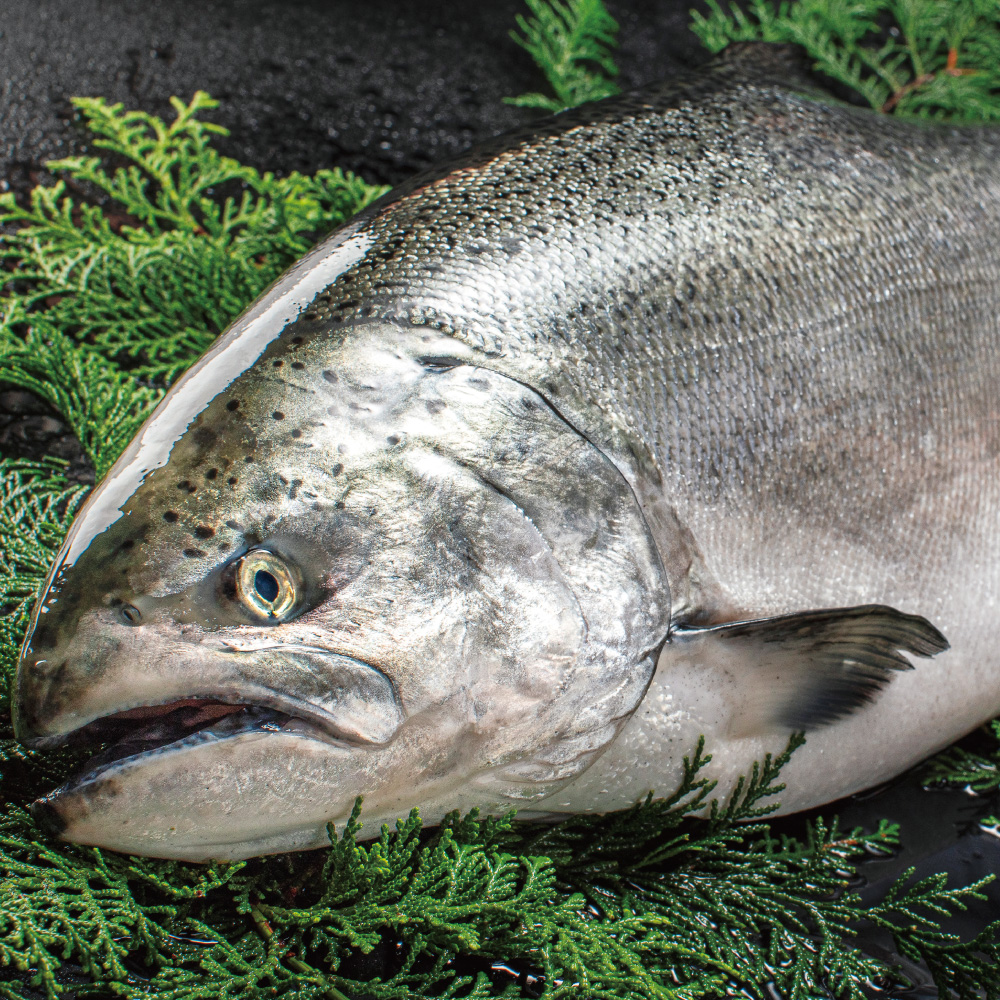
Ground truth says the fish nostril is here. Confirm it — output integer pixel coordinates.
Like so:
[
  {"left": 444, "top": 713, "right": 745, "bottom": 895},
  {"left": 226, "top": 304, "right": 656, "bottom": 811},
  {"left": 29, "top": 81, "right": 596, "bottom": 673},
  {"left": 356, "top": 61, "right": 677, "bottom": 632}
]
[{"left": 119, "top": 604, "right": 142, "bottom": 626}]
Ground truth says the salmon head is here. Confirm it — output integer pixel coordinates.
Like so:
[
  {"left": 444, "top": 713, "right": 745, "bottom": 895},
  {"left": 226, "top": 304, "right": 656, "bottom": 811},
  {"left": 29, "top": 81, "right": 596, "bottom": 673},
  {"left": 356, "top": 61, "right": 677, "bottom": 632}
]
[{"left": 13, "top": 225, "right": 670, "bottom": 860}]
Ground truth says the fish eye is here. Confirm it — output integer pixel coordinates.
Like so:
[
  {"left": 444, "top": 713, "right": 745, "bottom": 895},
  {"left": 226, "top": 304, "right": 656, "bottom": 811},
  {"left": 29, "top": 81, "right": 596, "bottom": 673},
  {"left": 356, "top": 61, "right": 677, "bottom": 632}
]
[
  {"left": 119, "top": 604, "right": 142, "bottom": 626},
  {"left": 236, "top": 549, "right": 298, "bottom": 620}
]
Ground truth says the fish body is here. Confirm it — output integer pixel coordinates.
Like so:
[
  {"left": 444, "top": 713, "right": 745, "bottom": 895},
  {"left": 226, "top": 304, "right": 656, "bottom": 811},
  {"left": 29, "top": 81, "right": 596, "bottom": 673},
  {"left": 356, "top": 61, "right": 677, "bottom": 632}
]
[{"left": 13, "top": 44, "right": 1000, "bottom": 860}]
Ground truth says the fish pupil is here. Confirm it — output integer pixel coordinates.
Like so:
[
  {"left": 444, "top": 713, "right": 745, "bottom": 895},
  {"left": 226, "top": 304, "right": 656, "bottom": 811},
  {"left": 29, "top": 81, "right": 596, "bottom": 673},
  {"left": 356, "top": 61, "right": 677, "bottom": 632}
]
[{"left": 254, "top": 570, "right": 280, "bottom": 604}]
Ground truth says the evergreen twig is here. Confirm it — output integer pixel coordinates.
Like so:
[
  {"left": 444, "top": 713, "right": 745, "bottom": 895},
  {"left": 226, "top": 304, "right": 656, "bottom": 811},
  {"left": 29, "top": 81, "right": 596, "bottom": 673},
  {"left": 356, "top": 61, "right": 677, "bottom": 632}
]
[
  {"left": 690, "top": 0, "right": 1000, "bottom": 119},
  {"left": 506, "top": 0, "right": 621, "bottom": 112}
]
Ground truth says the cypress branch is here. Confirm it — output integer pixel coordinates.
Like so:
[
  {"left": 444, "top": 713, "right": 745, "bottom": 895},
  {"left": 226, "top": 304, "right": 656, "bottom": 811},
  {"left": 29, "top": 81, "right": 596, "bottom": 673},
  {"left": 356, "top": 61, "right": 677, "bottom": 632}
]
[{"left": 690, "top": 0, "right": 1000, "bottom": 119}]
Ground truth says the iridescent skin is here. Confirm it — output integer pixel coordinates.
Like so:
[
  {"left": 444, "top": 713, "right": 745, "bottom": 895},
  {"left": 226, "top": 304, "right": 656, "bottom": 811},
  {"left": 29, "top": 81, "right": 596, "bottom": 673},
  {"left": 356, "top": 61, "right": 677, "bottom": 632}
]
[{"left": 13, "top": 45, "right": 1000, "bottom": 860}]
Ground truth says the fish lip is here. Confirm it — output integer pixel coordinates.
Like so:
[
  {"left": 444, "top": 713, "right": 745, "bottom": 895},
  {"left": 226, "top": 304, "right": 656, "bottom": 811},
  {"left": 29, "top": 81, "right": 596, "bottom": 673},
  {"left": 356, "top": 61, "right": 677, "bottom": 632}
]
[
  {"left": 36, "top": 705, "right": 336, "bottom": 806},
  {"left": 21, "top": 691, "right": 318, "bottom": 750}
]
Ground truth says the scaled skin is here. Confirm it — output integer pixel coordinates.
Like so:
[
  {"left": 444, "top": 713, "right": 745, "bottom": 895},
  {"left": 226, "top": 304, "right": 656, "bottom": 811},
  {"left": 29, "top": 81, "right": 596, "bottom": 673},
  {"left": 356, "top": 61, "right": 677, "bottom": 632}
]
[{"left": 13, "top": 45, "right": 1000, "bottom": 859}]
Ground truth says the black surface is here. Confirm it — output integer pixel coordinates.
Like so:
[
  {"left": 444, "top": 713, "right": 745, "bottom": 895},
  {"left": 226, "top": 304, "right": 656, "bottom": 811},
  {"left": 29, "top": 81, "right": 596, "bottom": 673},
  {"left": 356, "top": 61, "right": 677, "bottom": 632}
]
[{"left": 0, "top": 0, "right": 709, "bottom": 195}]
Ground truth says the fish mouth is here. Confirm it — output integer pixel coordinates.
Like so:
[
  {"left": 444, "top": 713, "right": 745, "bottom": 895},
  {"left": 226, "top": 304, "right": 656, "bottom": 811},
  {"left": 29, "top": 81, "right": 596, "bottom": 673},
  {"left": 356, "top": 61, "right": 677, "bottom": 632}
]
[
  {"left": 30, "top": 702, "right": 335, "bottom": 850},
  {"left": 69, "top": 699, "right": 303, "bottom": 775}
]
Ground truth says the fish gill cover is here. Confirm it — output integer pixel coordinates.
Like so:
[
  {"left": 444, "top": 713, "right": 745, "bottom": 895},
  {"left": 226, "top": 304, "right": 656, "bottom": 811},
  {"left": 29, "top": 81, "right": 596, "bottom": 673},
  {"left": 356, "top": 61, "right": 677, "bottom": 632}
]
[{"left": 2, "top": 1, "right": 1000, "bottom": 996}]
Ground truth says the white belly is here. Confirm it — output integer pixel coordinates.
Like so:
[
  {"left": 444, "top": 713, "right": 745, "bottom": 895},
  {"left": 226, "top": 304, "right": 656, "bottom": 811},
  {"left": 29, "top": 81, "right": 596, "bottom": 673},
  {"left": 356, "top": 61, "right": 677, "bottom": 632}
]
[{"left": 536, "top": 461, "right": 1000, "bottom": 816}]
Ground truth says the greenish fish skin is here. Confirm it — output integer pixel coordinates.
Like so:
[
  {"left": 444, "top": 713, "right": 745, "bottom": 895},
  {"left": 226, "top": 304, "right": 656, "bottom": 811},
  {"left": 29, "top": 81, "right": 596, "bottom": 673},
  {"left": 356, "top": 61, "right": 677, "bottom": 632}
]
[{"left": 12, "top": 44, "right": 1000, "bottom": 860}]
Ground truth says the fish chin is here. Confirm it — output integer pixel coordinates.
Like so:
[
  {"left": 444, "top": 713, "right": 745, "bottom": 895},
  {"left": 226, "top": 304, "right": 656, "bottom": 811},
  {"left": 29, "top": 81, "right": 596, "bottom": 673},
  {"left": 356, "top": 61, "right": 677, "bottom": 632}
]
[{"left": 35, "top": 710, "right": 390, "bottom": 861}]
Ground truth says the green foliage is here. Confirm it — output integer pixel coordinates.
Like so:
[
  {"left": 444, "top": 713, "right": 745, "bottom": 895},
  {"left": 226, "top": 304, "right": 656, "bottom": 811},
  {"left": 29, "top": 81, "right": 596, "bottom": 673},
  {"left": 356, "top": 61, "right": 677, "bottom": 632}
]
[
  {"left": 506, "top": 0, "right": 620, "bottom": 112},
  {"left": 2, "top": 10, "right": 1000, "bottom": 999},
  {"left": 0, "top": 461, "right": 88, "bottom": 709},
  {"left": 0, "top": 91, "right": 386, "bottom": 396},
  {"left": 691, "top": 0, "right": 1000, "bottom": 119},
  {"left": 0, "top": 726, "right": 998, "bottom": 999},
  {"left": 924, "top": 719, "right": 1000, "bottom": 794}
]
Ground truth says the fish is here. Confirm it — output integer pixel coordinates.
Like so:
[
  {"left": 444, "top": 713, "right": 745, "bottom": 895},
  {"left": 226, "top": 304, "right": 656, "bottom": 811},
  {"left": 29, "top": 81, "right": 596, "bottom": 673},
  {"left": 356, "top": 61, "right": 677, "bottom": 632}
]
[{"left": 12, "top": 42, "right": 1000, "bottom": 862}]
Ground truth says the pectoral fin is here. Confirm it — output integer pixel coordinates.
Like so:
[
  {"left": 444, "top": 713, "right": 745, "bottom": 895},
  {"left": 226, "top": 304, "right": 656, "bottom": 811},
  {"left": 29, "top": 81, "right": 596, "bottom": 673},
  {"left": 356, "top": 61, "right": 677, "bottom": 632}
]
[{"left": 669, "top": 604, "right": 948, "bottom": 735}]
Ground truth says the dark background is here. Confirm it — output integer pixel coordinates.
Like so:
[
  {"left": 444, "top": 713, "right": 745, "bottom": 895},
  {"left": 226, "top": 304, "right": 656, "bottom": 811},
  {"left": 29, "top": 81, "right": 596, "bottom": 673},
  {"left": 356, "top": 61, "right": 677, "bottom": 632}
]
[{"left": 2, "top": 1, "right": 999, "bottom": 991}]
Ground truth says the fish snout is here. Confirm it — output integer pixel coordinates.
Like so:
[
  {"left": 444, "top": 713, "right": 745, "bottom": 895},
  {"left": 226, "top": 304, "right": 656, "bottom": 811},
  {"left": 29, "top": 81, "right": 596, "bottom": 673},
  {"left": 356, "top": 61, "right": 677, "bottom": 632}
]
[{"left": 14, "top": 603, "right": 134, "bottom": 748}]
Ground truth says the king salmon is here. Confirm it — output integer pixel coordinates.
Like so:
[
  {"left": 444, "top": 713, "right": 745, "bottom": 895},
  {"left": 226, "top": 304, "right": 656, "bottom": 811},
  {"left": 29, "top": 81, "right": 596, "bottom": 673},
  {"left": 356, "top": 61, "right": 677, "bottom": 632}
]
[{"left": 12, "top": 44, "right": 999, "bottom": 860}]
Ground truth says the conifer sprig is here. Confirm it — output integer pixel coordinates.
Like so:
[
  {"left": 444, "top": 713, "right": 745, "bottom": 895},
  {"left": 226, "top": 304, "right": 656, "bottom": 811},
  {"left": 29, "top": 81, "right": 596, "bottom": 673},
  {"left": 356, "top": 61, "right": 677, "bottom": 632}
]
[
  {"left": 923, "top": 720, "right": 1000, "bottom": 793},
  {"left": 0, "top": 93, "right": 387, "bottom": 386},
  {"left": 691, "top": 0, "right": 1000, "bottom": 119},
  {"left": 506, "top": 0, "right": 621, "bottom": 112}
]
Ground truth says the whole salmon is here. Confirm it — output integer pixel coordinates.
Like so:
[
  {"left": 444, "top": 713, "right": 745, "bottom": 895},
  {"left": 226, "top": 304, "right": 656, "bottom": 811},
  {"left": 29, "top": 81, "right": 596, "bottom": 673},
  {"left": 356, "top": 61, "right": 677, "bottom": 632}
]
[{"left": 13, "top": 44, "right": 1000, "bottom": 860}]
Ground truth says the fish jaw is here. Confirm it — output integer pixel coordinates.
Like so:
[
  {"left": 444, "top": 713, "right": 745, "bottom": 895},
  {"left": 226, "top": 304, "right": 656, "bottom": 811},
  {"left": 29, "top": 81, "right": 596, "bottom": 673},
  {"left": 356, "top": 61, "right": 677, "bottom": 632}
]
[{"left": 32, "top": 708, "right": 515, "bottom": 861}]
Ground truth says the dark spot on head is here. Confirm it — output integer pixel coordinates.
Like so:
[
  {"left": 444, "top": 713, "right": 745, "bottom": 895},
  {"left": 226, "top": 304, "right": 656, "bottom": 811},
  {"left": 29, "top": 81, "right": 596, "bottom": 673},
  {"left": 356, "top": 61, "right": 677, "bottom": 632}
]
[
  {"left": 387, "top": 435, "right": 400, "bottom": 446},
  {"left": 206, "top": 468, "right": 218, "bottom": 480},
  {"left": 218, "top": 541, "right": 231, "bottom": 552},
  {"left": 228, "top": 476, "right": 238, "bottom": 486},
  {"left": 331, "top": 462, "right": 343, "bottom": 476},
  {"left": 226, "top": 399, "right": 240, "bottom": 411},
  {"left": 176, "top": 480, "right": 191, "bottom": 491},
  {"left": 120, "top": 539, "right": 135, "bottom": 551},
  {"left": 291, "top": 429, "right": 302, "bottom": 439},
  {"left": 194, "top": 525, "right": 215, "bottom": 539},
  {"left": 425, "top": 399, "right": 445, "bottom": 415},
  {"left": 291, "top": 336, "right": 303, "bottom": 345},
  {"left": 335, "top": 500, "right": 346, "bottom": 510},
  {"left": 272, "top": 411, "right": 285, "bottom": 421},
  {"left": 192, "top": 425, "right": 217, "bottom": 448},
  {"left": 522, "top": 397, "right": 537, "bottom": 411},
  {"left": 291, "top": 361, "right": 305, "bottom": 370},
  {"left": 163, "top": 511, "right": 179, "bottom": 523},
  {"left": 245, "top": 455, "right": 254, "bottom": 463},
  {"left": 183, "top": 548, "right": 206, "bottom": 558},
  {"left": 225, "top": 519, "right": 243, "bottom": 531},
  {"left": 273, "top": 360, "right": 284, "bottom": 368},
  {"left": 322, "top": 370, "right": 338, "bottom": 384}
]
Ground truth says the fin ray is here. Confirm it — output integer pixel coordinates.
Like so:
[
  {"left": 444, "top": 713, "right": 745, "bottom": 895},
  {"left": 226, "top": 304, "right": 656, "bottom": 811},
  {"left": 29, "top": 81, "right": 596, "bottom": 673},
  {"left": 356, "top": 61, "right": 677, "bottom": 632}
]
[{"left": 669, "top": 604, "right": 948, "bottom": 734}]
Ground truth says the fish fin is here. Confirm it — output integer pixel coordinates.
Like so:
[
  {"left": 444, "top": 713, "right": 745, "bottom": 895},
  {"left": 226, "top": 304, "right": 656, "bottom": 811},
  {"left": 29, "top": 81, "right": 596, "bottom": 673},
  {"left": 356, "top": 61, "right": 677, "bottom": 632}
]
[{"left": 669, "top": 604, "right": 948, "bottom": 735}]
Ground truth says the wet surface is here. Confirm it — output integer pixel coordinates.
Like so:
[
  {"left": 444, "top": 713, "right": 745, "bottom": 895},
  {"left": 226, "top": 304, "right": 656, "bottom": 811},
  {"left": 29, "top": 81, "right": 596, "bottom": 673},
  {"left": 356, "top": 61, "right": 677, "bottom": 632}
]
[
  {"left": 0, "top": 0, "right": 709, "bottom": 196},
  {"left": 2, "top": 1, "right": 998, "bottom": 996}
]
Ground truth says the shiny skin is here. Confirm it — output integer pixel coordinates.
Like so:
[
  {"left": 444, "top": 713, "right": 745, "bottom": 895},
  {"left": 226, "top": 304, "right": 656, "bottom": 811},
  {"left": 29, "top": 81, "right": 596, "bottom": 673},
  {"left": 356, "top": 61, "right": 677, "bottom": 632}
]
[{"left": 13, "top": 44, "right": 1000, "bottom": 859}]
